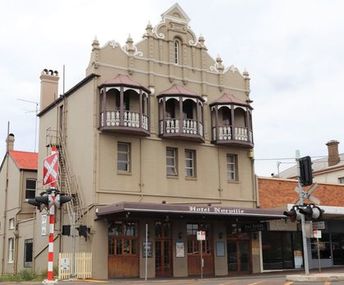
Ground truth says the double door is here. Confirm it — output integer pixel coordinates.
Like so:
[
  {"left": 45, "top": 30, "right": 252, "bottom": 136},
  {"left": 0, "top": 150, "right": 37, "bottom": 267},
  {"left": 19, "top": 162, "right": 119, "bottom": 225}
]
[
  {"left": 227, "top": 239, "right": 250, "bottom": 274},
  {"left": 155, "top": 222, "right": 172, "bottom": 277}
]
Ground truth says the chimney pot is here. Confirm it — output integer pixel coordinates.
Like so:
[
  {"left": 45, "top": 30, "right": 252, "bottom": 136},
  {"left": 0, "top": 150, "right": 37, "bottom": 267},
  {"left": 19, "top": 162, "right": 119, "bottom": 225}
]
[
  {"left": 6, "top": 133, "right": 15, "bottom": 151},
  {"left": 326, "top": 140, "right": 340, "bottom": 167}
]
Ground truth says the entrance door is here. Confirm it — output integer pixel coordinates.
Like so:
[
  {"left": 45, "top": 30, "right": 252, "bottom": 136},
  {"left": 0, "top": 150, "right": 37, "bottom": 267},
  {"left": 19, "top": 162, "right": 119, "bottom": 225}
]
[
  {"left": 187, "top": 223, "right": 214, "bottom": 277},
  {"left": 227, "top": 240, "right": 250, "bottom": 274},
  {"left": 155, "top": 222, "right": 172, "bottom": 277}
]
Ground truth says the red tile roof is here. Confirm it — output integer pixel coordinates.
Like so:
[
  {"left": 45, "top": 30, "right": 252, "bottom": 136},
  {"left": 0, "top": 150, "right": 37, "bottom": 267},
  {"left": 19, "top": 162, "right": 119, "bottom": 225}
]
[
  {"left": 258, "top": 177, "right": 344, "bottom": 208},
  {"left": 209, "top": 93, "right": 248, "bottom": 106},
  {"left": 101, "top": 74, "right": 150, "bottom": 92},
  {"left": 158, "top": 84, "right": 198, "bottom": 97},
  {"left": 9, "top": 151, "right": 38, "bottom": 171}
]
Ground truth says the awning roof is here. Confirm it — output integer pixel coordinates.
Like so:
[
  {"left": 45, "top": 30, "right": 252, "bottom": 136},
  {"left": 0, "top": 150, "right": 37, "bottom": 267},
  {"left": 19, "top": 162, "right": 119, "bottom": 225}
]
[
  {"left": 96, "top": 202, "right": 285, "bottom": 219},
  {"left": 99, "top": 74, "right": 150, "bottom": 93},
  {"left": 209, "top": 93, "right": 251, "bottom": 108}
]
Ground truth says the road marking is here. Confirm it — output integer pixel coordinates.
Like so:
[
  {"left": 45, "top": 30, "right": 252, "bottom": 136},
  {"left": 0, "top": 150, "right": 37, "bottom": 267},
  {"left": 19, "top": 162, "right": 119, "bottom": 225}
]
[
  {"left": 247, "top": 281, "right": 264, "bottom": 285},
  {"left": 284, "top": 282, "right": 294, "bottom": 285},
  {"left": 324, "top": 282, "right": 331, "bottom": 285}
]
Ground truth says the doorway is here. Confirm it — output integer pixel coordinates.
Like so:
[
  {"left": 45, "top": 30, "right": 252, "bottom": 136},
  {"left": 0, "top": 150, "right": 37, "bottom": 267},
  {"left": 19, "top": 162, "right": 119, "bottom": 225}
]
[
  {"left": 227, "top": 239, "right": 251, "bottom": 274},
  {"left": 155, "top": 221, "right": 172, "bottom": 277}
]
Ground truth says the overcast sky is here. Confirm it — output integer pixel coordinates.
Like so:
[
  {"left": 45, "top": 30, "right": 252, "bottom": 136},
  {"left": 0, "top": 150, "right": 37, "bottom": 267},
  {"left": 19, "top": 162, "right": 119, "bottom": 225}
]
[{"left": 1, "top": 0, "right": 343, "bottom": 176}]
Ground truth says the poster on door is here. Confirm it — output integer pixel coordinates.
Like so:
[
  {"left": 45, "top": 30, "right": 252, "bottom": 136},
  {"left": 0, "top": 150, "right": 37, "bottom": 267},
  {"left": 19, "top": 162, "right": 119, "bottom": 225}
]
[{"left": 176, "top": 242, "right": 184, "bottom": 258}]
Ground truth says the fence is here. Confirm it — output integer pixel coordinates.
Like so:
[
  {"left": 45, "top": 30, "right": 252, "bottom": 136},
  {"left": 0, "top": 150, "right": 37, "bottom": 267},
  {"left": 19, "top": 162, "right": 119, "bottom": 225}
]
[{"left": 58, "top": 252, "right": 92, "bottom": 280}]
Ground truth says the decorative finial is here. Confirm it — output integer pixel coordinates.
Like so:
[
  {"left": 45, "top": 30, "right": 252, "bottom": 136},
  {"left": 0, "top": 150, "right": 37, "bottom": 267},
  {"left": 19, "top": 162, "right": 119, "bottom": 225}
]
[
  {"left": 198, "top": 34, "right": 205, "bottom": 44},
  {"left": 92, "top": 36, "right": 100, "bottom": 50},
  {"left": 215, "top": 54, "right": 224, "bottom": 71},
  {"left": 126, "top": 34, "right": 135, "bottom": 54},
  {"left": 243, "top": 69, "right": 250, "bottom": 78}
]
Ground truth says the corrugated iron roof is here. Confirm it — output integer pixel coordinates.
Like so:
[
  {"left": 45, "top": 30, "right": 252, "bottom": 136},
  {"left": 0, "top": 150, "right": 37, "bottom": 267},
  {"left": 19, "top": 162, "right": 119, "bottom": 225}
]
[
  {"left": 158, "top": 84, "right": 198, "bottom": 96},
  {"left": 209, "top": 93, "right": 248, "bottom": 106},
  {"left": 101, "top": 74, "right": 150, "bottom": 92},
  {"left": 9, "top": 151, "right": 38, "bottom": 171}
]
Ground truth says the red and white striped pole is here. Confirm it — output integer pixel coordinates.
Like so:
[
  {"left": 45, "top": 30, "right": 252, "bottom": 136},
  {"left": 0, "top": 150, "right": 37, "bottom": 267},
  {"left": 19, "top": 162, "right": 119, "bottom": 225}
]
[{"left": 47, "top": 191, "right": 56, "bottom": 282}]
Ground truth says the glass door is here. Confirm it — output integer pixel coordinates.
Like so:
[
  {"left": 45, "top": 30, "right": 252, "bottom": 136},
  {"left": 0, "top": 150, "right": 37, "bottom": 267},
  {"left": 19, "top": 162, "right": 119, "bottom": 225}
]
[
  {"left": 155, "top": 222, "right": 172, "bottom": 277},
  {"left": 227, "top": 240, "right": 250, "bottom": 274}
]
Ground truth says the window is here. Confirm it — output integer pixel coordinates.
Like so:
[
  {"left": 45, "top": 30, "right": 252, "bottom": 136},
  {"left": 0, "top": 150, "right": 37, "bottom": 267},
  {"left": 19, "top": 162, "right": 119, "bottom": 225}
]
[
  {"left": 108, "top": 221, "right": 137, "bottom": 256},
  {"left": 174, "top": 39, "right": 180, "bottom": 64},
  {"left": 25, "top": 179, "right": 36, "bottom": 199},
  {"left": 227, "top": 154, "right": 238, "bottom": 181},
  {"left": 338, "top": 177, "right": 344, "bottom": 184},
  {"left": 166, "top": 147, "right": 178, "bottom": 176},
  {"left": 9, "top": 218, "right": 15, "bottom": 230},
  {"left": 24, "top": 239, "right": 33, "bottom": 268},
  {"left": 8, "top": 238, "right": 14, "bottom": 263},
  {"left": 185, "top": 149, "right": 196, "bottom": 177},
  {"left": 117, "top": 142, "right": 131, "bottom": 172}
]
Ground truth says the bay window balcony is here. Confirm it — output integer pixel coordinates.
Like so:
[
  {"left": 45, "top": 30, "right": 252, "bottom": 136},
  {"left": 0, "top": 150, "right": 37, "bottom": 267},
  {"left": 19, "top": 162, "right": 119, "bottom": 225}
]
[
  {"left": 99, "top": 74, "right": 150, "bottom": 136},
  {"left": 210, "top": 93, "right": 253, "bottom": 148},
  {"left": 158, "top": 85, "right": 205, "bottom": 142}
]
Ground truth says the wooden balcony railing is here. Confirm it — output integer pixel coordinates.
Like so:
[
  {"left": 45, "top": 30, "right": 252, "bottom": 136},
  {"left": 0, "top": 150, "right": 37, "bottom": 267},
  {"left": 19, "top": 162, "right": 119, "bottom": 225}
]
[
  {"left": 159, "top": 118, "right": 204, "bottom": 141},
  {"left": 212, "top": 126, "right": 253, "bottom": 147},
  {"left": 100, "top": 111, "right": 149, "bottom": 134}
]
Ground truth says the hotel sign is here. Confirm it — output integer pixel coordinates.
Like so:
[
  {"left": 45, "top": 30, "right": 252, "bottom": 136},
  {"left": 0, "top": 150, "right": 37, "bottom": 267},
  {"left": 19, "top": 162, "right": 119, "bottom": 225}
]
[{"left": 189, "top": 206, "right": 244, "bottom": 215}]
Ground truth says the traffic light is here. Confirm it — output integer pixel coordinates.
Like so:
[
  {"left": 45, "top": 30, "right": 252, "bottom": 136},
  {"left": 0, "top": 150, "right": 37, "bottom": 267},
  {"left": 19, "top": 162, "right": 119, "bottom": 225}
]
[
  {"left": 298, "top": 205, "right": 313, "bottom": 221},
  {"left": 283, "top": 205, "right": 299, "bottom": 222},
  {"left": 57, "top": 193, "right": 72, "bottom": 208},
  {"left": 299, "top": 156, "right": 313, "bottom": 186}
]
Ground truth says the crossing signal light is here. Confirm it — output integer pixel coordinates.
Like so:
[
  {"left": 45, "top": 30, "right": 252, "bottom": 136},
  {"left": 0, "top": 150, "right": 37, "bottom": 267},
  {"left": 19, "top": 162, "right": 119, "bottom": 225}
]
[
  {"left": 58, "top": 194, "right": 72, "bottom": 207},
  {"left": 299, "top": 156, "right": 313, "bottom": 186},
  {"left": 298, "top": 205, "right": 313, "bottom": 221},
  {"left": 283, "top": 206, "right": 299, "bottom": 222}
]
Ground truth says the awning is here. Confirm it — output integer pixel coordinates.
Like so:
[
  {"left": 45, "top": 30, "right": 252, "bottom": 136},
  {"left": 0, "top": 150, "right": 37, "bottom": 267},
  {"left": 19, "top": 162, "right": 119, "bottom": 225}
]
[{"left": 96, "top": 202, "right": 285, "bottom": 219}]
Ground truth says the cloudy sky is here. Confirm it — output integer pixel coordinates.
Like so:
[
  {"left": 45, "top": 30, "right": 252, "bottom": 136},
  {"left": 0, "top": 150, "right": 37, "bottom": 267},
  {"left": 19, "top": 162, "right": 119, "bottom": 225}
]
[{"left": 1, "top": 0, "right": 343, "bottom": 176}]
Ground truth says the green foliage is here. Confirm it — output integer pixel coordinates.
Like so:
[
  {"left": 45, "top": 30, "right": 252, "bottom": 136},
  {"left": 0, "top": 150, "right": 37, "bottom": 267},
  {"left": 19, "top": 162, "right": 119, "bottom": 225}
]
[{"left": 0, "top": 269, "right": 39, "bottom": 281}]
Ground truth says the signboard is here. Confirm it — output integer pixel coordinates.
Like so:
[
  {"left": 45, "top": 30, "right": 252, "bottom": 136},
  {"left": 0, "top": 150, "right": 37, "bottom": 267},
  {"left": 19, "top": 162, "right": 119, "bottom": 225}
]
[
  {"left": 216, "top": 241, "right": 225, "bottom": 257},
  {"left": 313, "top": 230, "right": 322, "bottom": 239},
  {"left": 142, "top": 241, "right": 152, "bottom": 258},
  {"left": 60, "top": 257, "right": 70, "bottom": 271},
  {"left": 41, "top": 214, "right": 47, "bottom": 236},
  {"left": 313, "top": 221, "right": 325, "bottom": 230},
  {"left": 241, "top": 222, "right": 267, "bottom": 232},
  {"left": 43, "top": 151, "right": 59, "bottom": 186},
  {"left": 197, "top": 231, "right": 206, "bottom": 241},
  {"left": 176, "top": 242, "right": 185, "bottom": 258}
]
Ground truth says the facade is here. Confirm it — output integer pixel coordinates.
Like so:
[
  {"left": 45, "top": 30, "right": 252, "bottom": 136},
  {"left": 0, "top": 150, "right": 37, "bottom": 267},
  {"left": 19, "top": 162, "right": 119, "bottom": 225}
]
[
  {"left": 35, "top": 4, "right": 284, "bottom": 279},
  {"left": 280, "top": 140, "right": 344, "bottom": 184},
  {"left": 0, "top": 134, "right": 37, "bottom": 274},
  {"left": 259, "top": 177, "right": 344, "bottom": 271}
]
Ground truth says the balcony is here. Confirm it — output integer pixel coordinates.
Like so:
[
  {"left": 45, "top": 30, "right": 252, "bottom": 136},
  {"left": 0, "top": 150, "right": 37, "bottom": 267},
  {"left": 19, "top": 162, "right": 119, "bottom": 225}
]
[
  {"left": 98, "top": 74, "right": 150, "bottom": 136},
  {"left": 157, "top": 85, "right": 205, "bottom": 142},
  {"left": 210, "top": 93, "right": 254, "bottom": 148}
]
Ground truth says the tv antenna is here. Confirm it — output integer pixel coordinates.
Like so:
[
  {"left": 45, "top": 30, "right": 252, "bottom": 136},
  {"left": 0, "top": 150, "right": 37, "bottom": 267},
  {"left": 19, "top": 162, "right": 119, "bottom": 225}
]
[{"left": 17, "top": 98, "right": 39, "bottom": 152}]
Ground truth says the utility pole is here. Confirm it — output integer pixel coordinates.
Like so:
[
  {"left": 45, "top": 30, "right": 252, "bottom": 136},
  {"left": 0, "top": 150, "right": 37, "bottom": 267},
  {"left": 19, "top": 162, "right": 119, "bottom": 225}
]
[{"left": 296, "top": 150, "right": 309, "bottom": 275}]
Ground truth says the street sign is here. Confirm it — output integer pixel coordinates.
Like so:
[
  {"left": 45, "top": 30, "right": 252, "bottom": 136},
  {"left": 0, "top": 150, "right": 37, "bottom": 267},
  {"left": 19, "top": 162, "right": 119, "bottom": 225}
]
[
  {"left": 43, "top": 151, "right": 59, "bottom": 186},
  {"left": 313, "top": 221, "right": 325, "bottom": 230},
  {"left": 313, "top": 230, "right": 322, "bottom": 239},
  {"left": 197, "top": 231, "right": 206, "bottom": 241}
]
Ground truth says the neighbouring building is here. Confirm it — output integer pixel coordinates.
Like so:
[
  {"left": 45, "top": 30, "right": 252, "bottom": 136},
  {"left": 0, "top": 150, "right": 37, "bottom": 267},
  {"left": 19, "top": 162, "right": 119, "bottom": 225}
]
[
  {"left": 34, "top": 4, "right": 284, "bottom": 279},
  {"left": 259, "top": 177, "right": 344, "bottom": 271},
  {"left": 280, "top": 140, "right": 344, "bottom": 184},
  {"left": 0, "top": 134, "right": 37, "bottom": 274}
]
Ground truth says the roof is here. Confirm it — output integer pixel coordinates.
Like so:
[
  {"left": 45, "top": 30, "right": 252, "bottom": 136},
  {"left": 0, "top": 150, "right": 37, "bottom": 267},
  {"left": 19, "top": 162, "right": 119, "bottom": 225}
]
[
  {"left": 279, "top": 153, "right": 344, "bottom": 179},
  {"left": 157, "top": 84, "right": 200, "bottom": 98},
  {"left": 96, "top": 201, "right": 285, "bottom": 219},
  {"left": 9, "top": 151, "right": 38, "bottom": 171},
  {"left": 100, "top": 74, "right": 150, "bottom": 93},
  {"left": 258, "top": 177, "right": 344, "bottom": 208},
  {"left": 209, "top": 93, "right": 250, "bottom": 107}
]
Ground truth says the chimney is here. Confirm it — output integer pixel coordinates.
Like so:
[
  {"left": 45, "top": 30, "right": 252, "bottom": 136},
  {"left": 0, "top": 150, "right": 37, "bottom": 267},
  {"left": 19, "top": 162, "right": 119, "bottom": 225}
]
[
  {"left": 40, "top": 69, "right": 59, "bottom": 112},
  {"left": 6, "top": 133, "right": 15, "bottom": 152},
  {"left": 326, "top": 140, "right": 340, "bottom": 167}
]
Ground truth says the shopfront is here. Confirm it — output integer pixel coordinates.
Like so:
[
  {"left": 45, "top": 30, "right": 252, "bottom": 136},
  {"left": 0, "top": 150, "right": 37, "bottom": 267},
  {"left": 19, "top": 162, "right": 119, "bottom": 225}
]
[{"left": 96, "top": 202, "right": 285, "bottom": 278}]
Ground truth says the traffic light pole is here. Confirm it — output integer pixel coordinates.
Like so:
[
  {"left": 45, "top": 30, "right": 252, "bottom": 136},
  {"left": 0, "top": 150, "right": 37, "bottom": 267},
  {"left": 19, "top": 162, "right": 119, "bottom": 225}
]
[{"left": 296, "top": 151, "right": 310, "bottom": 275}]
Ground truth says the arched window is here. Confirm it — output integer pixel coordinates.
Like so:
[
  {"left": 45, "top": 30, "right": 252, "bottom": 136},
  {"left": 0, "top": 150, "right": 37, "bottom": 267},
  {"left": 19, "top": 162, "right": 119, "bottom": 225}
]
[{"left": 174, "top": 39, "right": 180, "bottom": 64}]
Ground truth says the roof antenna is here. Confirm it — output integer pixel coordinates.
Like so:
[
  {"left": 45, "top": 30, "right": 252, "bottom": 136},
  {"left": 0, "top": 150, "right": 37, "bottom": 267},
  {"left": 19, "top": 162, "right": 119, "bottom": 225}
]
[{"left": 17, "top": 98, "right": 39, "bottom": 152}]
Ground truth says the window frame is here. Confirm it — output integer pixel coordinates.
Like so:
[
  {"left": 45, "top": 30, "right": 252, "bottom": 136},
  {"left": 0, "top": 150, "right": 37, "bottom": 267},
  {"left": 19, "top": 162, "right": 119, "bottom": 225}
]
[
  {"left": 117, "top": 142, "right": 131, "bottom": 173},
  {"left": 174, "top": 39, "right": 180, "bottom": 64},
  {"left": 25, "top": 179, "right": 36, "bottom": 199},
  {"left": 185, "top": 149, "right": 196, "bottom": 178},
  {"left": 108, "top": 221, "right": 138, "bottom": 256},
  {"left": 338, "top": 177, "right": 344, "bottom": 184},
  {"left": 226, "top": 154, "right": 238, "bottom": 182},
  {"left": 9, "top": 218, "right": 15, "bottom": 230},
  {"left": 24, "top": 239, "right": 33, "bottom": 268},
  {"left": 166, "top": 147, "right": 178, "bottom": 177},
  {"left": 8, "top": 238, "right": 14, "bottom": 263}
]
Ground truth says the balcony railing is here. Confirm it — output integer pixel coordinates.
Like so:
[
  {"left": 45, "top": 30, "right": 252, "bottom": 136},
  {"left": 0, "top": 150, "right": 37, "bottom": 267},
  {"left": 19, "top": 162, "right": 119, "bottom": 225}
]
[
  {"left": 100, "top": 111, "right": 149, "bottom": 134},
  {"left": 159, "top": 118, "right": 204, "bottom": 141},
  {"left": 212, "top": 126, "right": 253, "bottom": 147}
]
